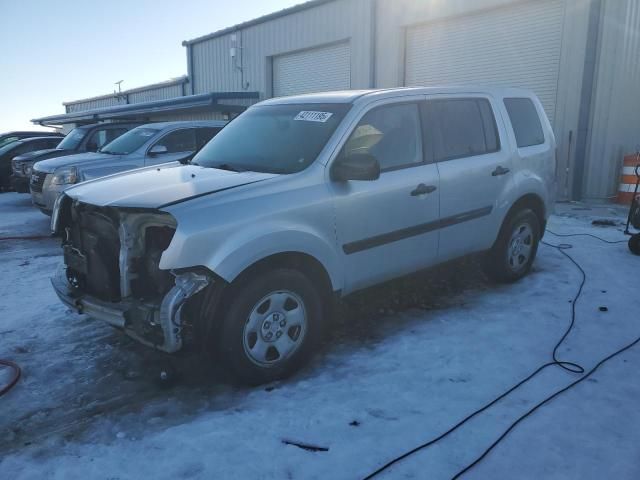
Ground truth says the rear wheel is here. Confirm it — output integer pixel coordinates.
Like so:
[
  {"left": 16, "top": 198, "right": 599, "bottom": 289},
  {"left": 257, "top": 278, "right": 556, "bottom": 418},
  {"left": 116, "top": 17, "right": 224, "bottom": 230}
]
[
  {"left": 629, "top": 234, "right": 640, "bottom": 255},
  {"left": 217, "top": 269, "right": 323, "bottom": 385},
  {"left": 483, "top": 209, "right": 540, "bottom": 283}
]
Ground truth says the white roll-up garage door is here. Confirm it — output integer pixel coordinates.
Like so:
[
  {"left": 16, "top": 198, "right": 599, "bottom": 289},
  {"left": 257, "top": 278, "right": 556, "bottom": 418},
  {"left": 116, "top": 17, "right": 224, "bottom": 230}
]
[
  {"left": 273, "top": 42, "right": 351, "bottom": 97},
  {"left": 405, "top": 0, "right": 565, "bottom": 125}
]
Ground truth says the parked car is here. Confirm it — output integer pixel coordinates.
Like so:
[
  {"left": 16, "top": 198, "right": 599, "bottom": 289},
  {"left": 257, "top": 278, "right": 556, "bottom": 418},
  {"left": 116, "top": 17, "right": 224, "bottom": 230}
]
[
  {"left": 0, "top": 136, "right": 64, "bottom": 191},
  {"left": 11, "top": 122, "right": 140, "bottom": 193},
  {"left": 31, "top": 120, "right": 226, "bottom": 214},
  {"left": 0, "top": 131, "right": 62, "bottom": 149},
  {"left": 50, "top": 87, "right": 556, "bottom": 384}
]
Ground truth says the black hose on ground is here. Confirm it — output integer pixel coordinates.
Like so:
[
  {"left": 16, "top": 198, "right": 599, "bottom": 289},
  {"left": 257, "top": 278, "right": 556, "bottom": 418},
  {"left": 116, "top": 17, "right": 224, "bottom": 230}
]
[
  {"left": 0, "top": 359, "right": 21, "bottom": 397},
  {"left": 363, "top": 231, "right": 639, "bottom": 479},
  {"left": 0, "top": 235, "right": 51, "bottom": 241}
]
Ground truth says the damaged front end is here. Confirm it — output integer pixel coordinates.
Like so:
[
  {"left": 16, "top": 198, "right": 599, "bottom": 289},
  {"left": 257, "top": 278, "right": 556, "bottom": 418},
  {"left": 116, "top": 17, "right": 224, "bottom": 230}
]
[{"left": 51, "top": 194, "right": 211, "bottom": 353}]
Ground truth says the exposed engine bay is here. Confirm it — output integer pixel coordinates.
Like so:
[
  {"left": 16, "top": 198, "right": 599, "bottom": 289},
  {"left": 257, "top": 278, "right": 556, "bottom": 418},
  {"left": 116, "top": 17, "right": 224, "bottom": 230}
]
[{"left": 52, "top": 195, "right": 212, "bottom": 353}]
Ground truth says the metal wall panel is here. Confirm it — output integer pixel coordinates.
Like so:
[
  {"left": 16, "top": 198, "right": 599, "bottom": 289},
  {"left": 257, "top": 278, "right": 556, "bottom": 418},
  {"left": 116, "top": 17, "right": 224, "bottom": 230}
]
[
  {"left": 188, "top": 0, "right": 373, "bottom": 98},
  {"left": 65, "top": 97, "right": 124, "bottom": 113},
  {"left": 64, "top": 81, "right": 187, "bottom": 114},
  {"left": 148, "top": 111, "right": 228, "bottom": 122},
  {"left": 583, "top": 0, "right": 640, "bottom": 199},
  {"left": 128, "top": 84, "right": 184, "bottom": 104},
  {"left": 273, "top": 41, "right": 351, "bottom": 97},
  {"left": 404, "top": 0, "right": 565, "bottom": 124}
]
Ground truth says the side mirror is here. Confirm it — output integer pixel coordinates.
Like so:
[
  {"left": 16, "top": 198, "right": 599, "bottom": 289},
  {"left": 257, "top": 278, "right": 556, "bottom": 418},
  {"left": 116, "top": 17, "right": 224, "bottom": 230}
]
[
  {"left": 331, "top": 153, "right": 381, "bottom": 182},
  {"left": 149, "top": 145, "right": 168, "bottom": 155},
  {"left": 86, "top": 142, "right": 98, "bottom": 152}
]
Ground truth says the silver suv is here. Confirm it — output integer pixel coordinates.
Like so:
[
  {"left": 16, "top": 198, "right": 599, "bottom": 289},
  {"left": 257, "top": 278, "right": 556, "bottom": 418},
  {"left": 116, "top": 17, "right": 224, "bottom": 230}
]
[
  {"left": 30, "top": 120, "right": 226, "bottom": 214},
  {"left": 51, "top": 87, "right": 556, "bottom": 384}
]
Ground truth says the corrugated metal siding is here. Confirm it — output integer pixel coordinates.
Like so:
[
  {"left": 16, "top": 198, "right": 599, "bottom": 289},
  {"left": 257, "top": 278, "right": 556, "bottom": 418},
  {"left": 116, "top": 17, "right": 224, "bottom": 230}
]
[
  {"left": 273, "top": 41, "right": 351, "bottom": 96},
  {"left": 189, "top": 0, "right": 372, "bottom": 97},
  {"left": 404, "top": 0, "right": 565, "bottom": 124},
  {"left": 148, "top": 111, "right": 228, "bottom": 122},
  {"left": 128, "top": 84, "right": 184, "bottom": 103},
  {"left": 66, "top": 97, "right": 124, "bottom": 113},
  {"left": 583, "top": 0, "right": 640, "bottom": 199},
  {"left": 65, "top": 83, "right": 186, "bottom": 114}
]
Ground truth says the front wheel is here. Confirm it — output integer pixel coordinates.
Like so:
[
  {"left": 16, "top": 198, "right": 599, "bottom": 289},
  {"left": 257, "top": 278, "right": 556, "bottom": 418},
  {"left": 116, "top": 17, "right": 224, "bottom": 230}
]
[
  {"left": 217, "top": 269, "right": 323, "bottom": 385},
  {"left": 483, "top": 209, "right": 540, "bottom": 283}
]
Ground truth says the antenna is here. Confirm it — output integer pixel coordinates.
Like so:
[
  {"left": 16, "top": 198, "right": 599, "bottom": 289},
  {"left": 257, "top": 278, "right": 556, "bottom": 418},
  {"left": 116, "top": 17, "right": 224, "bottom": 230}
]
[{"left": 114, "top": 80, "right": 126, "bottom": 102}]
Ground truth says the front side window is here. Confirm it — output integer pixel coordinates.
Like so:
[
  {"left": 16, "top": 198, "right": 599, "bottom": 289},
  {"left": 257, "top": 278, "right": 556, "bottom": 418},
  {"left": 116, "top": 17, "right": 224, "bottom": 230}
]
[
  {"left": 154, "top": 128, "right": 197, "bottom": 153},
  {"left": 342, "top": 103, "right": 423, "bottom": 171},
  {"left": 192, "top": 103, "right": 351, "bottom": 174},
  {"left": 430, "top": 98, "right": 500, "bottom": 162},
  {"left": 100, "top": 127, "right": 160, "bottom": 155},
  {"left": 504, "top": 97, "right": 545, "bottom": 148},
  {"left": 40, "top": 138, "right": 62, "bottom": 149}
]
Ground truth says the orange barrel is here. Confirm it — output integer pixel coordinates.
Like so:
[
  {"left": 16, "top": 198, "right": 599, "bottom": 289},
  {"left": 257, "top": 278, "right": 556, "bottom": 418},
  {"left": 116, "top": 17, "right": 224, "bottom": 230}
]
[{"left": 617, "top": 153, "right": 640, "bottom": 204}]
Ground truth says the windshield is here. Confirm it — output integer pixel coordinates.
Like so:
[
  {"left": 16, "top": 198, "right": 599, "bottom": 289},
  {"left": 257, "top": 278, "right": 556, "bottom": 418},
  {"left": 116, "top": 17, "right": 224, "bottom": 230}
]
[
  {"left": 100, "top": 127, "right": 160, "bottom": 155},
  {"left": 192, "top": 103, "right": 351, "bottom": 174},
  {"left": 0, "top": 136, "right": 20, "bottom": 149},
  {"left": 56, "top": 128, "right": 87, "bottom": 150},
  {"left": 0, "top": 141, "right": 20, "bottom": 156}
]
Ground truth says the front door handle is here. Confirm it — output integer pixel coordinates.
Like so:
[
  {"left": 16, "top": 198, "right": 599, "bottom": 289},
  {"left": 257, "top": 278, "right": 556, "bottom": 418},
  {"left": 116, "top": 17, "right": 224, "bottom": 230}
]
[
  {"left": 411, "top": 183, "right": 437, "bottom": 196},
  {"left": 492, "top": 166, "right": 511, "bottom": 176}
]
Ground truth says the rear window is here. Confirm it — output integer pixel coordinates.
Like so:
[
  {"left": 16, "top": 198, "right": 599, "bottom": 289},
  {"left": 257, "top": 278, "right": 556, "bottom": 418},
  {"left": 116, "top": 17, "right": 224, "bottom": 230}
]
[
  {"left": 503, "top": 98, "right": 545, "bottom": 148},
  {"left": 429, "top": 98, "right": 500, "bottom": 162}
]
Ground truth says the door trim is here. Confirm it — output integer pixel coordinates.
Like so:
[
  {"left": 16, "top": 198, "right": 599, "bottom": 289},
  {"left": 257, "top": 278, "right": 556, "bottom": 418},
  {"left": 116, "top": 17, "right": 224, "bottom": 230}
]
[{"left": 342, "top": 205, "right": 492, "bottom": 254}]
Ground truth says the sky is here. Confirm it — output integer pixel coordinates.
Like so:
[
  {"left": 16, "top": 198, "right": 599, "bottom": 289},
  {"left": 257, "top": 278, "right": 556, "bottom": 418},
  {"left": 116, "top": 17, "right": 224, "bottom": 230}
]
[{"left": 0, "top": 0, "right": 301, "bottom": 132}]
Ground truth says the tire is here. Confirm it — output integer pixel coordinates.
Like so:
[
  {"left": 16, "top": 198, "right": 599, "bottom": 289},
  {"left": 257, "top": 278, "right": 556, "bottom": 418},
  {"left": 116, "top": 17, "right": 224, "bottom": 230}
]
[
  {"left": 217, "top": 268, "right": 323, "bottom": 385},
  {"left": 483, "top": 208, "right": 540, "bottom": 283},
  {"left": 629, "top": 234, "right": 640, "bottom": 256}
]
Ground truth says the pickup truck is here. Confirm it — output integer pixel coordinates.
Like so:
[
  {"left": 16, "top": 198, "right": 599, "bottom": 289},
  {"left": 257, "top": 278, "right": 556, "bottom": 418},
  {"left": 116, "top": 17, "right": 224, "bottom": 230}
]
[{"left": 31, "top": 121, "right": 225, "bottom": 214}]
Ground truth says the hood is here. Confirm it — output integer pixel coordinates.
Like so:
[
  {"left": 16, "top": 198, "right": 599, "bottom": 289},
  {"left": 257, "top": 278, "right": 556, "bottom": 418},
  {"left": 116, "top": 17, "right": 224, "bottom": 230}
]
[
  {"left": 34, "top": 152, "right": 117, "bottom": 173},
  {"left": 13, "top": 148, "right": 71, "bottom": 164},
  {"left": 64, "top": 163, "right": 279, "bottom": 209}
]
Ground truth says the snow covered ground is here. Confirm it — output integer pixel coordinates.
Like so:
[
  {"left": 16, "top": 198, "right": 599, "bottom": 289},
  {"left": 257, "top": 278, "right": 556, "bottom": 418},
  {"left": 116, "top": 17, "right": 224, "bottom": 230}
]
[{"left": 0, "top": 192, "right": 639, "bottom": 479}]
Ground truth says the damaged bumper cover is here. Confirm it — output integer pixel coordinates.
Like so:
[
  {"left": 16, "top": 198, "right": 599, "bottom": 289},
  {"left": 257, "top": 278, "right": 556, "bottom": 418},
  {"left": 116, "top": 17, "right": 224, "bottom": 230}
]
[{"left": 52, "top": 265, "right": 210, "bottom": 353}]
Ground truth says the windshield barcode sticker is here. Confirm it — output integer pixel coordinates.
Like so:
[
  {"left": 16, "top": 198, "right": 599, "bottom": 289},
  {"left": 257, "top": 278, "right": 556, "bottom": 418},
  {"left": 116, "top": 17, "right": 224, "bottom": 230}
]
[{"left": 294, "top": 111, "right": 333, "bottom": 123}]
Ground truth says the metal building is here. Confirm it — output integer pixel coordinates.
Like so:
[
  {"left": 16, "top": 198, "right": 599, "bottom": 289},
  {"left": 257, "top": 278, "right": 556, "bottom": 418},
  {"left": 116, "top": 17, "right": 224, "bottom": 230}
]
[{"left": 37, "top": 0, "right": 639, "bottom": 200}]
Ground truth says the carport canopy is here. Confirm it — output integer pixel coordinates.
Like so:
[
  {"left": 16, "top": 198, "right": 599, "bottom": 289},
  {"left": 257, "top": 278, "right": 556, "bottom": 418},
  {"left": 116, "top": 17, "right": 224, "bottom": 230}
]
[{"left": 31, "top": 91, "right": 259, "bottom": 127}]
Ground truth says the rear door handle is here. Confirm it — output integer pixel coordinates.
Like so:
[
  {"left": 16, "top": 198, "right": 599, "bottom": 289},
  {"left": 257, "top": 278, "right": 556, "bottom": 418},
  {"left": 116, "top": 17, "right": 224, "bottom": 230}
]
[
  {"left": 492, "top": 166, "right": 510, "bottom": 176},
  {"left": 411, "top": 183, "right": 437, "bottom": 196}
]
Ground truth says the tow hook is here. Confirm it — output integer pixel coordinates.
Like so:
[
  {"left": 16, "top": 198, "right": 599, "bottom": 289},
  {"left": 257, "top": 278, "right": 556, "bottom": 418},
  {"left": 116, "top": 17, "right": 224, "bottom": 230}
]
[{"left": 158, "top": 271, "right": 210, "bottom": 353}]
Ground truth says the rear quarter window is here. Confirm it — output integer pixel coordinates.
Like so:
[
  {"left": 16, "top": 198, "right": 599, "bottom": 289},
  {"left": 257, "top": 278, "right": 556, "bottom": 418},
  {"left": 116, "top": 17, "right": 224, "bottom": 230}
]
[{"left": 503, "top": 98, "right": 545, "bottom": 148}]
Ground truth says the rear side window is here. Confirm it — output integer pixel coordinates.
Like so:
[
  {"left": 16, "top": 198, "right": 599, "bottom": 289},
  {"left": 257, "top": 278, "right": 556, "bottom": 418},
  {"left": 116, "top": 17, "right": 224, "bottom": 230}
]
[
  {"left": 42, "top": 138, "right": 62, "bottom": 149},
  {"left": 196, "top": 127, "right": 222, "bottom": 149},
  {"left": 155, "top": 128, "right": 197, "bottom": 153},
  {"left": 429, "top": 99, "right": 500, "bottom": 162},
  {"left": 503, "top": 98, "right": 545, "bottom": 148}
]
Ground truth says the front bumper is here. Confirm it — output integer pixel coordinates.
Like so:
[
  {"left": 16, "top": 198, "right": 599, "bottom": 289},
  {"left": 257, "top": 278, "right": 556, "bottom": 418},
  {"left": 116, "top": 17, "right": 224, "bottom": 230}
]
[
  {"left": 31, "top": 174, "right": 63, "bottom": 215},
  {"left": 52, "top": 264, "right": 210, "bottom": 353}
]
